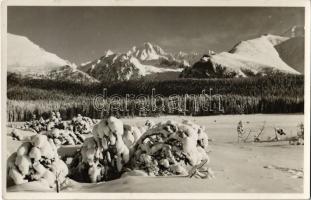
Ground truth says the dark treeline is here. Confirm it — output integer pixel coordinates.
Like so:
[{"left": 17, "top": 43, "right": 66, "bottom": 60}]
[
  {"left": 8, "top": 73, "right": 304, "bottom": 97},
  {"left": 7, "top": 73, "right": 304, "bottom": 121},
  {"left": 7, "top": 94, "right": 303, "bottom": 122}
]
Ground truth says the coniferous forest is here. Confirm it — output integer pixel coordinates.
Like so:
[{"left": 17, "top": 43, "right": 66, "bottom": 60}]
[{"left": 7, "top": 73, "right": 304, "bottom": 121}]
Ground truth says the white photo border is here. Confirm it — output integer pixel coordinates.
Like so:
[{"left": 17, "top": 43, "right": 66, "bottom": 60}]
[{"left": 1, "top": 0, "right": 310, "bottom": 199}]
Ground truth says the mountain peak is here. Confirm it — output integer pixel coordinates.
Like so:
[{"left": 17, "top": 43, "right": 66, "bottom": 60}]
[
  {"left": 104, "top": 49, "right": 114, "bottom": 57},
  {"left": 127, "top": 42, "right": 167, "bottom": 61},
  {"left": 143, "top": 42, "right": 153, "bottom": 47}
]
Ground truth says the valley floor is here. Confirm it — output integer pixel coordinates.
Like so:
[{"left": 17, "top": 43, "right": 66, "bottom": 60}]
[{"left": 6, "top": 114, "right": 304, "bottom": 193}]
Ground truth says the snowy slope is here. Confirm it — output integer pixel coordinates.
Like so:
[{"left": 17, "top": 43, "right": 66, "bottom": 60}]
[
  {"left": 174, "top": 51, "right": 200, "bottom": 66},
  {"left": 181, "top": 34, "right": 300, "bottom": 78},
  {"left": 8, "top": 33, "right": 99, "bottom": 83},
  {"left": 275, "top": 36, "right": 304, "bottom": 74},
  {"left": 45, "top": 65, "right": 100, "bottom": 83},
  {"left": 7, "top": 33, "right": 69, "bottom": 73}
]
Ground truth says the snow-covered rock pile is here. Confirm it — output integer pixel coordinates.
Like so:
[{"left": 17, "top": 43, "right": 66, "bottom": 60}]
[
  {"left": 68, "top": 116, "right": 143, "bottom": 183},
  {"left": 130, "top": 120, "right": 211, "bottom": 177},
  {"left": 7, "top": 134, "right": 68, "bottom": 187}
]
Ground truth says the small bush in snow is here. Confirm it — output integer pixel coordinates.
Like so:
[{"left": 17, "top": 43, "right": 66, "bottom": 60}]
[
  {"left": 68, "top": 116, "right": 143, "bottom": 183},
  {"left": 130, "top": 120, "right": 211, "bottom": 178},
  {"left": 7, "top": 134, "right": 68, "bottom": 187}
]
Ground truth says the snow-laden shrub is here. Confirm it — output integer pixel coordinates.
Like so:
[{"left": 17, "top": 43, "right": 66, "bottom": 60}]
[
  {"left": 69, "top": 114, "right": 98, "bottom": 135},
  {"left": 44, "top": 128, "right": 85, "bottom": 146},
  {"left": 68, "top": 116, "right": 143, "bottom": 183},
  {"left": 289, "top": 123, "right": 304, "bottom": 145},
  {"left": 130, "top": 119, "right": 211, "bottom": 177},
  {"left": 20, "top": 113, "right": 97, "bottom": 146},
  {"left": 68, "top": 117, "right": 212, "bottom": 182},
  {"left": 7, "top": 134, "right": 68, "bottom": 187},
  {"left": 23, "top": 112, "right": 64, "bottom": 133},
  {"left": 10, "top": 128, "right": 23, "bottom": 141},
  {"left": 22, "top": 113, "right": 98, "bottom": 136}
]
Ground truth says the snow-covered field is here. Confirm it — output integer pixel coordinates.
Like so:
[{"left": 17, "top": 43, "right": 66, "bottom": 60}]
[{"left": 6, "top": 114, "right": 304, "bottom": 193}]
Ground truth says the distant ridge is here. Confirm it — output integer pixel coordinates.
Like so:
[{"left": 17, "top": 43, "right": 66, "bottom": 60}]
[{"left": 180, "top": 34, "right": 301, "bottom": 78}]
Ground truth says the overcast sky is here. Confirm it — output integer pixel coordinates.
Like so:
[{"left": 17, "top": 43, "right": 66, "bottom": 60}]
[{"left": 8, "top": 7, "right": 304, "bottom": 64}]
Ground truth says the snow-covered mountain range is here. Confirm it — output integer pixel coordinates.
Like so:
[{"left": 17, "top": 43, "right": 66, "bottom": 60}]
[
  {"left": 7, "top": 33, "right": 99, "bottom": 83},
  {"left": 78, "top": 42, "right": 192, "bottom": 81},
  {"left": 181, "top": 34, "right": 302, "bottom": 78},
  {"left": 8, "top": 32, "right": 303, "bottom": 83}
]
